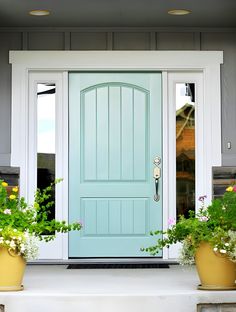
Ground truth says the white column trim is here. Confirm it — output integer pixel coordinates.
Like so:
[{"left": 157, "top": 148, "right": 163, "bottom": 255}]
[
  {"left": 61, "top": 71, "right": 69, "bottom": 260},
  {"left": 161, "top": 71, "right": 169, "bottom": 260}
]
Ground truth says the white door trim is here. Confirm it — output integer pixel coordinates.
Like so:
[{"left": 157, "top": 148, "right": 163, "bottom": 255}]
[
  {"left": 9, "top": 51, "right": 223, "bottom": 260},
  {"left": 27, "top": 71, "right": 69, "bottom": 259},
  {"left": 166, "top": 72, "right": 204, "bottom": 259}
]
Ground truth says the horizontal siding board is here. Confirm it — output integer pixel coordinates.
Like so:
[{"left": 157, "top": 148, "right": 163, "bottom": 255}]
[
  {"left": 71, "top": 32, "right": 107, "bottom": 50},
  {"left": 157, "top": 32, "right": 195, "bottom": 50},
  {"left": 113, "top": 32, "right": 150, "bottom": 50},
  {"left": 28, "top": 32, "right": 64, "bottom": 50}
]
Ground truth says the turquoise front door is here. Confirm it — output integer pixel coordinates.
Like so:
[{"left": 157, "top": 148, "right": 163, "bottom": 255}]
[{"left": 69, "top": 72, "right": 162, "bottom": 257}]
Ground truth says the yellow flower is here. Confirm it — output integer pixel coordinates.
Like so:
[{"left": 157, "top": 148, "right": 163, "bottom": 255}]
[
  {"left": 1, "top": 182, "right": 8, "bottom": 187},
  {"left": 9, "top": 194, "right": 16, "bottom": 200},
  {"left": 226, "top": 186, "right": 233, "bottom": 192},
  {"left": 12, "top": 187, "right": 18, "bottom": 193}
]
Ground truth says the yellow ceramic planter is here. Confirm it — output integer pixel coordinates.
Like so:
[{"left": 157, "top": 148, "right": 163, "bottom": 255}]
[
  {"left": 195, "top": 242, "right": 236, "bottom": 290},
  {"left": 0, "top": 247, "right": 26, "bottom": 291}
]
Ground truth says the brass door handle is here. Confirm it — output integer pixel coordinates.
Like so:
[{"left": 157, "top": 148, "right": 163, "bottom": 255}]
[{"left": 153, "top": 165, "right": 161, "bottom": 202}]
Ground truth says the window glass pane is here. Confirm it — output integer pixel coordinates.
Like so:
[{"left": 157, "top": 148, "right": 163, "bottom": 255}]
[
  {"left": 176, "top": 83, "right": 195, "bottom": 218},
  {"left": 37, "top": 83, "right": 56, "bottom": 221}
]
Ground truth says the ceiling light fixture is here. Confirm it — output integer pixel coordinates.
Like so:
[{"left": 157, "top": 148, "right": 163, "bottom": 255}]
[
  {"left": 29, "top": 10, "right": 50, "bottom": 16},
  {"left": 168, "top": 9, "right": 191, "bottom": 16}
]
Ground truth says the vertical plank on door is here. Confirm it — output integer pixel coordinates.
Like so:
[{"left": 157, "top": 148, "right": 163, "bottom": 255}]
[
  {"left": 109, "top": 86, "right": 121, "bottom": 180},
  {"left": 97, "top": 87, "right": 109, "bottom": 180},
  {"left": 83, "top": 199, "right": 97, "bottom": 235},
  {"left": 97, "top": 200, "right": 109, "bottom": 234},
  {"left": 121, "top": 200, "right": 134, "bottom": 234},
  {"left": 109, "top": 200, "right": 121, "bottom": 234},
  {"left": 121, "top": 87, "right": 134, "bottom": 180},
  {"left": 133, "top": 199, "right": 147, "bottom": 234},
  {"left": 134, "top": 89, "right": 147, "bottom": 180},
  {"left": 83, "top": 90, "right": 97, "bottom": 181}
]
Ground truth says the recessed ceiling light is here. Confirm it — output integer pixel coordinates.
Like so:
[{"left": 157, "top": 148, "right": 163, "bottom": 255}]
[
  {"left": 168, "top": 9, "right": 192, "bottom": 16},
  {"left": 29, "top": 10, "right": 50, "bottom": 16}
]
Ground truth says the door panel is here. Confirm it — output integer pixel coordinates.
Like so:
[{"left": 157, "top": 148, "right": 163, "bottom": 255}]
[{"left": 69, "top": 73, "right": 162, "bottom": 257}]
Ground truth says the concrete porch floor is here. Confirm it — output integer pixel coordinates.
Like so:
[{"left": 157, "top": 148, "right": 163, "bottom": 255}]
[{"left": 0, "top": 265, "right": 236, "bottom": 312}]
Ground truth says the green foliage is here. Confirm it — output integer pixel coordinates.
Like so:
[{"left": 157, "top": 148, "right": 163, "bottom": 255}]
[
  {"left": 0, "top": 179, "right": 82, "bottom": 259},
  {"left": 143, "top": 189, "right": 236, "bottom": 264}
]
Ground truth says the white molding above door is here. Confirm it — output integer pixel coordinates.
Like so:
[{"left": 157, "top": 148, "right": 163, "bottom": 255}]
[{"left": 9, "top": 51, "right": 223, "bottom": 260}]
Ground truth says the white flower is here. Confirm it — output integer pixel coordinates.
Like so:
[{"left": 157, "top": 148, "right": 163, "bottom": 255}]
[
  {"left": 213, "top": 247, "right": 218, "bottom": 252},
  {"left": 0, "top": 237, "right": 4, "bottom": 243},
  {"left": 3, "top": 209, "right": 11, "bottom": 215},
  {"left": 225, "top": 242, "right": 229, "bottom": 247},
  {"left": 10, "top": 240, "right": 16, "bottom": 248},
  {"left": 0, "top": 229, "right": 2, "bottom": 231},
  {"left": 220, "top": 249, "right": 227, "bottom": 254},
  {"left": 20, "top": 244, "right": 26, "bottom": 252},
  {"left": 23, "top": 234, "right": 39, "bottom": 261},
  {"left": 198, "top": 216, "right": 209, "bottom": 222},
  {"left": 13, "top": 229, "right": 17, "bottom": 232},
  {"left": 5, "top": 240, "right": 10, "bottom": 244}
]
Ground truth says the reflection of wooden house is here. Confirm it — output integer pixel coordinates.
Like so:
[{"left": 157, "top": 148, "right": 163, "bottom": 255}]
[
  {"left": 176, "top": 103, "right": 195, "bottom": 156},
  {"left": 176, "top": 103, "right": 195, "bottom": 217}
]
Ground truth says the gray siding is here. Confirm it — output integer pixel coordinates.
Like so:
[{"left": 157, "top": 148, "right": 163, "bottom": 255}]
[
  {"left": 113, "top": 32, "right": 151, "bottom": 50},
  {"left": 0, "top": 28, "right": 236, "bottom": 165},
  {"left": 27, "top": 32, "right": 65, "bottom": 50},
  {"left": 201, "top": 32, "right": 236, "bottom": 164},
  {"left": 0, "top": 32, "right": 22, "bottom": 165},
  {"left": 157, "top": 32, "right": 196, "bottom": 50},
  {"left": 71, "top": 32, "right": 108, "bottom": 50}
]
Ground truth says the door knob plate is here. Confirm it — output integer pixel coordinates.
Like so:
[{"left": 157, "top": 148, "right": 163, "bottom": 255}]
[{"left": 153, "top": 156, "right": 161, "bottom": 166}]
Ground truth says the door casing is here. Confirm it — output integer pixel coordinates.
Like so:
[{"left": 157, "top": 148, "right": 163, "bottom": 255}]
[{"left": 10, "top": 51, "right": 223, "bottom": 261}]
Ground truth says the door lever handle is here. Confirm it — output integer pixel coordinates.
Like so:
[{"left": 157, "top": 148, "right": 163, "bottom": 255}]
[{"left": 153, "top": 167, "right": 161, "bottom": 202}]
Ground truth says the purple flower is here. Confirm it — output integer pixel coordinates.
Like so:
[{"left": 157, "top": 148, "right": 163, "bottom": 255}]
[
  {"left": 198, "top": 195, "right": 207, "bottom": 202},
  {"left": 168, "top": 218, "right": 176, "bottom": 226},
  {"left": 198, "top": 216, "right": 209, "bottom": 222},
  {"left": 76, "top": 221, "right": 83, "bottom": 227}
]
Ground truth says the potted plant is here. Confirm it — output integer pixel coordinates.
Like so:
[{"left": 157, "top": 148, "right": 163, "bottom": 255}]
[
  {"left": 0, "top": 179, "right": 82, "bottom": 291},
  {"left": 143, "top": 188, "right": 236, "bottom": 290}
]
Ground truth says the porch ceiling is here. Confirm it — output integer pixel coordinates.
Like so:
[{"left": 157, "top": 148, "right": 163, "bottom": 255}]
[{"left": 0, "top": 0, "right": 236, "bottom": 28}]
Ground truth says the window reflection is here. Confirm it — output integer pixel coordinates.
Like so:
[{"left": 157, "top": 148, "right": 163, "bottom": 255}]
[
  {"left": 176, "top": 83, "right": 195, "bottom": 218},
  {"left": 37, "top": 83, "right": 56, "bottom": 221}
]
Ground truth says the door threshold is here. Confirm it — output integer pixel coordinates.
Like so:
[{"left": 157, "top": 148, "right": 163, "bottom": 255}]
[{"left": 28, "top": 258, "right": 178, "bottom": 265}]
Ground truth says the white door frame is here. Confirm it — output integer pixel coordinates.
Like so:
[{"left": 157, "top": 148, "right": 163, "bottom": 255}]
[
  {"left": 10, "top": 51, "right": 223, "bottom": 260},
  {"left": 165, "top": 72, "right": 204, "bottom": 259}
]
